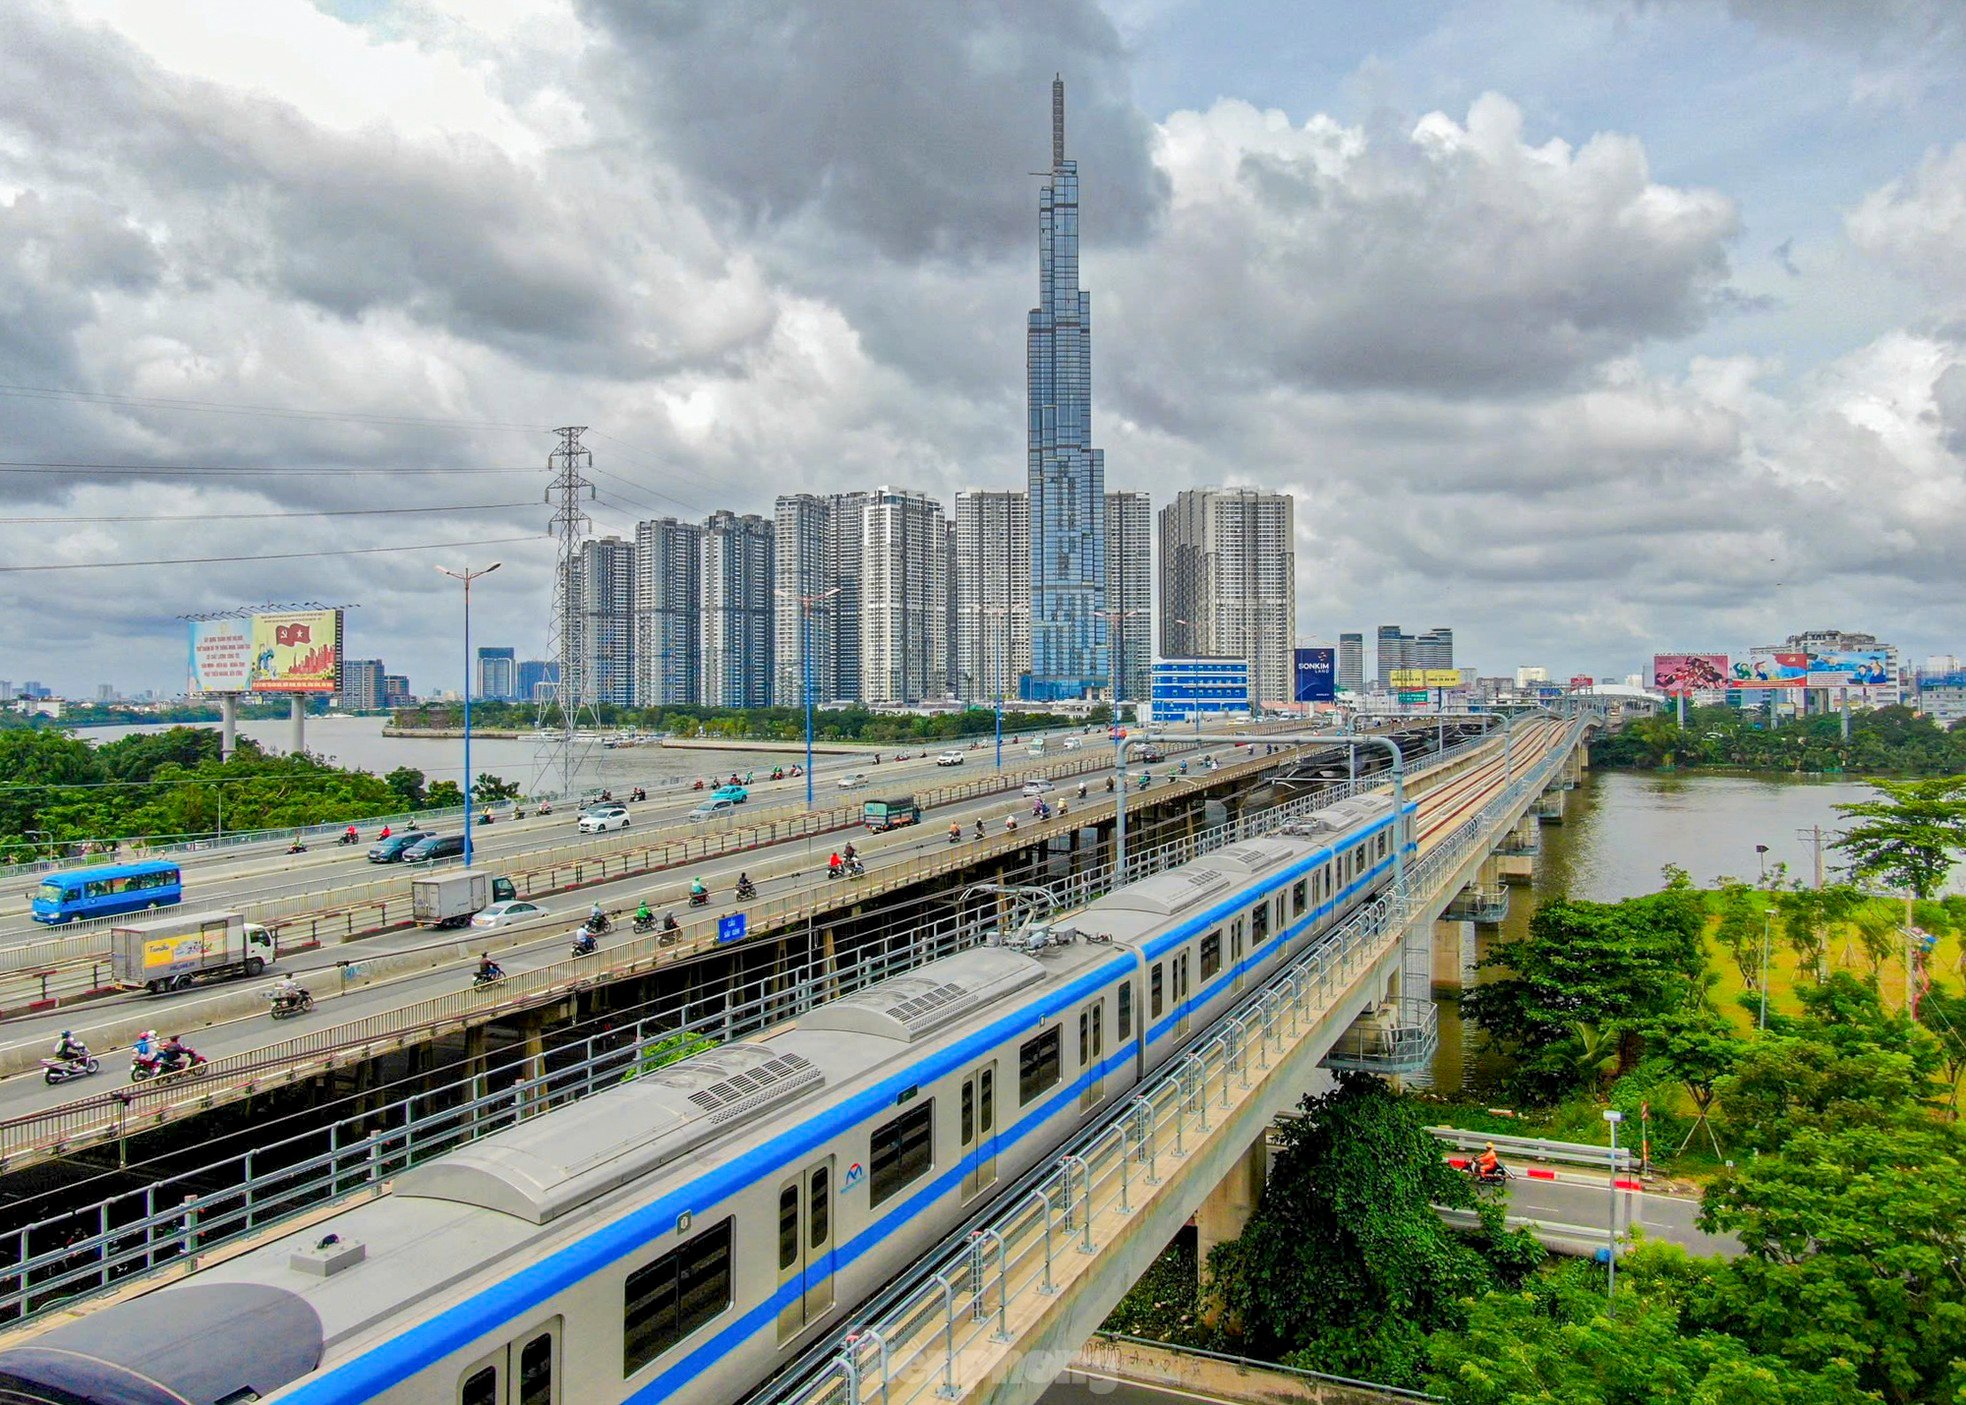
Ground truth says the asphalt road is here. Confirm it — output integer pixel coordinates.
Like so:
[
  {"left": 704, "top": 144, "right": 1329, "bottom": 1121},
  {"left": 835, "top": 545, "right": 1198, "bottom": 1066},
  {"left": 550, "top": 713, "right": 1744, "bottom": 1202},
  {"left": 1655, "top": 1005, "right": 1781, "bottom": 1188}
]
[{"left": 1041, "top": 1374, "right": 1232, "bottom": 1405}]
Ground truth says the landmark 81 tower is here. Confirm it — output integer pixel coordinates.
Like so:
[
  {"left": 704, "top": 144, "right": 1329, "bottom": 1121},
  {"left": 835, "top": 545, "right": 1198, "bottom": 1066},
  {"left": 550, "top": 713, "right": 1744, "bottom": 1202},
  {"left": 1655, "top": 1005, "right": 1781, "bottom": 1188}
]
[{"left": 1023, "top": 76, "right": 1107, "bottom": 703}]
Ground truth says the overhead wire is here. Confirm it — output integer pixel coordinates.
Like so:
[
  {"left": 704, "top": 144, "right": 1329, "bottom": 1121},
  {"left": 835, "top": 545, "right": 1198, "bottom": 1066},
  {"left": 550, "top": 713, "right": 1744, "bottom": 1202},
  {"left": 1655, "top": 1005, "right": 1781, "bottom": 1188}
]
[
  {"left": 0, "top": 502, "right": 534, "bottom": 525},
  {"left": 0, "top": 383, "right": 554, "bottom": 433},
  {"left": 0, "top": 461, "right": 543, "bottom": 476},
  {"left": 0, "top": 534, "right": 546, "bottom": 574}
]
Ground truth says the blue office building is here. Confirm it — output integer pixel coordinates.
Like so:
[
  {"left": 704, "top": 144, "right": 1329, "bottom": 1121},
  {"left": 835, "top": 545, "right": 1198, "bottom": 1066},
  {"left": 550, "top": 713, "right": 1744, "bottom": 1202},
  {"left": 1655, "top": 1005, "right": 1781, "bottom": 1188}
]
[
  {"left": 1149, "top": 657, "right": 1251, "bottom": 722},
  {"left": 1023, "top": 76, "right": 1107, "bottom": 703}
]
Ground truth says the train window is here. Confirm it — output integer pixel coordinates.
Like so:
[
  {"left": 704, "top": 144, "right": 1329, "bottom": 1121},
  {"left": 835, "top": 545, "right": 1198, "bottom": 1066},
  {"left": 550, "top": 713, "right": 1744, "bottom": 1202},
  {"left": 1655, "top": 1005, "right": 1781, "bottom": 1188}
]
[
  {"left": 623, "top": 1217, "right": 734, "bottom": 1377},
  {"left": 778, "top": 1184, "right": 799, "bottom": 1271},
  {"left": 1078, "top": 1000, "right": 1103, "bottom": 1065},
  {"left": 519, "top": 1331, "right": 555, "bottom": 1405},
  {"left": 1176, "top": 953, "right": 1190, "bottom": 1001},
  {"left": 1079, "top": 1007, "right": 1091, "bottom": 1066},
  {"left": 1019, "top": 1027, "right": 1061, "bottom": 1105},
  {"left": 1292, "top": 879, "right": 1307, "bottom": 917},
  {"left": 461, "top": 1365, "right": 498, "bottom": 1405},
  {"left": 1252, "top": 902, "right": 1269, "bottom": 944},
  {"left": 980, "top": 1067, "right": 995, "bottom": 1134},
  {"left": 810, "top": 1167, "right": 829, "bottom": 1249},
  {"left": 1118, "top": 983, "right": 1133, "bottom": 1040},
  {"left": 1150, "top": 964, "right": 1164, "bottom": 1019},
  {"left": 961, "top": 1079, "right": 975, "bottom": 1144},
  {"left": 1199, "top": 932, "right": 1221, "bottom": 980},
  {"left": 1354, "top": 843, "right": 1367, "bottom": 872},
  {"left": 869, "top": 1102, "right": 934, "bottom": 1207}
]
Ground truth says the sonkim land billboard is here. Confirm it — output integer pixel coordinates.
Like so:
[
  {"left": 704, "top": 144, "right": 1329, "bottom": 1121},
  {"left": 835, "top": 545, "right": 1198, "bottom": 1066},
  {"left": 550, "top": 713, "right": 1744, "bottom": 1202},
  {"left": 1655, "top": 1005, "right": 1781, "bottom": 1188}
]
[
  {"left": 188, "top": 610, "right": 343, "bottom": 695},
  {"left": 1293, "top": 647, "right": 1336, "bottom": 703},
  {"left": 1652, "top": 653, "right": 1729, "bottom": 696}
]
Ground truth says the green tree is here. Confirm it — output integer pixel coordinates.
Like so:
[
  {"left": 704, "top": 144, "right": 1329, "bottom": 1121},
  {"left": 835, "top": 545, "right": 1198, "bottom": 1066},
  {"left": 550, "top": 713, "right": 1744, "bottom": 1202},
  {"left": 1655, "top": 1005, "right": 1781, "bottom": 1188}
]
[
  {"left": 472, "top": 772, "right": 521, "bottom": 804},
  {"left": 1917, "top": 982, "right": 1966, "bottom": 1120},
  {"left": 1203, "top": 1076, "right": 1541, "bottom": 1387},
  {"left": 383, "top": 766, "right": 427, "bottom": 807},
  {"left": 1647, "top": 1006, "right": 1743, "bottom": 1156},
  {"left": 427, "top": 780, "right": 463, "bottom": 808},
  {"left": 1834, "top": 777, "right": 1966, "bottom": 902}
]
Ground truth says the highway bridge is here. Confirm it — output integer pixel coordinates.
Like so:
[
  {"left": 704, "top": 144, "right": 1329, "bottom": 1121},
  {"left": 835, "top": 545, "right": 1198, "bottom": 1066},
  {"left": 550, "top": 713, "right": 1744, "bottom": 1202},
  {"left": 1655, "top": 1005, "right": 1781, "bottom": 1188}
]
[{"left": 0, "top": 712, "right": 1584, "bottom": 1383}]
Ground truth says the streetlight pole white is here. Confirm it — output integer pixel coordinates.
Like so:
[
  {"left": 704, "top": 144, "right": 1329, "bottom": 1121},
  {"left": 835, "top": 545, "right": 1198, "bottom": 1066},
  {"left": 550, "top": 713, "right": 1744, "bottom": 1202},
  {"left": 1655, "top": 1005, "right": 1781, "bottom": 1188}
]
[
  {"left": 1602, "top": 1108, "right": 1623, "bottom": 1311},
  {"left": 436, "top": 561, "right": 501, "bottom": 867}
]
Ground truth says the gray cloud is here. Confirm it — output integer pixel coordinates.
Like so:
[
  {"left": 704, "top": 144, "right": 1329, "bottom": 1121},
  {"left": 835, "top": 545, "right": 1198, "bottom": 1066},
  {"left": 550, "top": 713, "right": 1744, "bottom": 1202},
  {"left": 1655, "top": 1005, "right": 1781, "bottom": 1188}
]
[{"left": 575, "top": 0, "right": 1167, "bottom": 263}]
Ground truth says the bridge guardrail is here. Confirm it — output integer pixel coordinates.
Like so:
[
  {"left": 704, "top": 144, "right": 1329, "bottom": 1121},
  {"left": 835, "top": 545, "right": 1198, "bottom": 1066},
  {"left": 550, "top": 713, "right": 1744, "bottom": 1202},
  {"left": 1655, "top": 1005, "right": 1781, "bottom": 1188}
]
[{"left": 1429, "top": 1125, "right": 1634, "bottom": 1171}]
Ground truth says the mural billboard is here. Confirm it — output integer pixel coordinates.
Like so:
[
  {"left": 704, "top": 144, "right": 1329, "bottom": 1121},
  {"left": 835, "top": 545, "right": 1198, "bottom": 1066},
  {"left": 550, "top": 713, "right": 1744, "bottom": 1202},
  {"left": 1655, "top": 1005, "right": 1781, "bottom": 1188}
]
[
  {"left": 249, "top": 610, "right": 342, "bottom": 693},
  {"left": 1651, "top": 653, "right": 1729, "bottom": 695},
  {"left": 187, "top": 620, "right": 253, "bottom": 695},
  {"left": 1806, "top": 650, "right": 1892, "bottom": 689},
  {"left": 1293, "top": 647, "right": 1336, "bottom": 703},
  {"left": 1732, "top": 652, "right": 1807, "bottom": 689}
]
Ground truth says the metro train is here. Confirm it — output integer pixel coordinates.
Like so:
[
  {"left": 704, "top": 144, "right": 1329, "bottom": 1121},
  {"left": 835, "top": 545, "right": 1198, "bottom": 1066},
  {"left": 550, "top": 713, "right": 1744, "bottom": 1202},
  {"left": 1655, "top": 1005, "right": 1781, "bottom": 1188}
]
[{"left": 0, "top": 789, "right": 1415, "bottom": 1405}]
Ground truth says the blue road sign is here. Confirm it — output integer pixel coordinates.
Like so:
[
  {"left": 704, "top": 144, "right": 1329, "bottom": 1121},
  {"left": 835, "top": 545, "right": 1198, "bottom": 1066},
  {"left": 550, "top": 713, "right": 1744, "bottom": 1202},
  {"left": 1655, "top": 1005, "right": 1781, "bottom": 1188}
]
[{"left": 717, "top": 913, "right": 748, "bottom": 944}]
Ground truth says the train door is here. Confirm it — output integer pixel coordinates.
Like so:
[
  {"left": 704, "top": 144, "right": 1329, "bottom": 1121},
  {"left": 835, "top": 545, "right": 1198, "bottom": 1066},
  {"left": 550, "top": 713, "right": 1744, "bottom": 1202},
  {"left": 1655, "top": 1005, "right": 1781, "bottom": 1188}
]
[
  {"left": 1230, "top": 917, "right": 1246, "bottom": 995},
  {"left": 776, "top": 1157, "right": 837, "bottom": 1344},
  {"left": 960, "top": 1064, "right": 998, "bottom": 1199},
  {"left": 1172, "top": 953, "right": 1191, "bottom": 1041},
  {"left": 457, "top": 1318, "right": 561, "bottom": 1405},
  {"left": 1078, "top": 999, "right": 1105, "bottom": 1111}
]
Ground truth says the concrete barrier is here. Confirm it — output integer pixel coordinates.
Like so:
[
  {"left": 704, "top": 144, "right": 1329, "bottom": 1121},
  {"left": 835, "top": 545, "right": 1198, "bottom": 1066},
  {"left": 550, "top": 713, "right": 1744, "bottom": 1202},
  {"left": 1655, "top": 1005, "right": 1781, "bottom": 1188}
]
[{"left": 1072, "top": 1333, "right": 1438, "bottom": 1404}]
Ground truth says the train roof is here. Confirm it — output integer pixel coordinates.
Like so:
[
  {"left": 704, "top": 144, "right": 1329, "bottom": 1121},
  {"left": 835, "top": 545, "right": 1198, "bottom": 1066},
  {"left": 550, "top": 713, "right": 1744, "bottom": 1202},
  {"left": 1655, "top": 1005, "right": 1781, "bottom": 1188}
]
[{"left": 798, "top": 946, "right": 1040, "bottom": 1043}]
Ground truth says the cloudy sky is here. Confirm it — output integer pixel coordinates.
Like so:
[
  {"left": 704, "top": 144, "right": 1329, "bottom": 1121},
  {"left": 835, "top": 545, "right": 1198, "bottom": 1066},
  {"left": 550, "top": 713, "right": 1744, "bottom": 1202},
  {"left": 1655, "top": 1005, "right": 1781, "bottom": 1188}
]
[{"left": 2, "top": 0, "right": 1962, "bottom": 696}]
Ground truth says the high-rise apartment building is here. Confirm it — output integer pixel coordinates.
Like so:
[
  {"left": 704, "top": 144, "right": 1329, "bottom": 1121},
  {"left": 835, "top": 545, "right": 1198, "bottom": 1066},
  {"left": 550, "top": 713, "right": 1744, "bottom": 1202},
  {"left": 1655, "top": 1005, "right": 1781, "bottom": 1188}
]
[
  {"left": 771, "top": 492, "right": 871, "bottom": 706},
  {"left": 1024, "top": 77, "right": 1107, "bottom": 702},
  {"left": 860, "top": 488, "right": 948, "bottom": 705},
  {"left": 1105, "top": 490, "right": 1152, "bottom": 703},
  {"left": 382, "top": 674, "right": 412, "bottom": 707},
  {"left": 1337, "top": 633, "right": 1365, "bottom": 694},
  {"left": 1376, "top": 625, "right": 1408, "bottom": 689},
  {"left": 1159, "top": 488, "right": 1296, "bottom": 704},
  {"left": 475, "top": 647, "right": 516, "bottom": 702},
  {"left": 944, "top": 519, "right": 961, "bottom": 696},
  {"left": 954, "top": 490, "right": 1030, "bottom": 704},
  {"left": 341, "top": 659, "right": 386, "bottom": 711},
  {"left": 633, "top": 517, "right": 702, "bottom": 705},
  {"left": 700, "top": 511, "right": 773, "bottom": 708},
  {"left": 1374, "top": 625, "right": 1454, "bottom": 687},
  {"left": 570, "top": 536, "right": 635, "bottom": 708}
]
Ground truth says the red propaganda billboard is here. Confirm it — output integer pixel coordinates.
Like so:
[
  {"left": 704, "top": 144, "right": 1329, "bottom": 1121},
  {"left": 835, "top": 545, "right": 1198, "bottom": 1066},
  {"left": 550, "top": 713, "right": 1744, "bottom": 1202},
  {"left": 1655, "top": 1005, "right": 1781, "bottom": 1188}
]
[
  {"left": 1652, "top": 653, "right": 1728, "bottom": 696},
  {"left": 1568, "top": 675, "right": 1593, "bottom": 691},
  {"left": 1731, "top": 651, "right": 1807, "bottom": 689}
]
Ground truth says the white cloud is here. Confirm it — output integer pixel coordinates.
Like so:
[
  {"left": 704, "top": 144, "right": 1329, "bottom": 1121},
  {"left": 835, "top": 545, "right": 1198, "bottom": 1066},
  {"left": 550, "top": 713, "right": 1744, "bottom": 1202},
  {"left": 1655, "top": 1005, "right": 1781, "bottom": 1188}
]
[{"left": 1846, "top": 142, "right": 1966, "bottom": 309}]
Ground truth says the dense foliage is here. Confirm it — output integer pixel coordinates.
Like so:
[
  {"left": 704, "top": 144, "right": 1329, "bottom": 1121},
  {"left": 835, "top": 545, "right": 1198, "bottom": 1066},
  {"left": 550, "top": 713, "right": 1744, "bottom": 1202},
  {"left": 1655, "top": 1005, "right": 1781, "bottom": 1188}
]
[
  {"left": 0, "top": 727, "right": 470, "bottom": 857},
  {"left": 394, "top": 699, "right": 1105, "bottom": 743},
  {"left": 1591, "top": 704, "right": 1966, "bottom": 775}
]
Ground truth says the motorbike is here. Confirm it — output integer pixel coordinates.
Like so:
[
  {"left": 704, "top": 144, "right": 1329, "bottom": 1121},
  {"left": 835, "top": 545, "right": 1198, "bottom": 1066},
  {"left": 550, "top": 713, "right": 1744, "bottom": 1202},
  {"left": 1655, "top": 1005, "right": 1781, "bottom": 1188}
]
[
  {"left": 336, "top": 831, "right": 360, "bottom": 846},
  {"left": 130, "top": 1049, "right": 207, "bottom": 1082},
  {"left": 267, "top": 988, "right": 315, "bottom": 1019},
  {"left": 570, "top": 932, "right": 599, "bottom": 958},
  {"left": 537, "top": 802, "right": 554, "bottom": 815},
  {"left": 477, "top": 812, "right": 493, "bottom": 826},
  {"left": 286, "top": 841, "right": 308, "bottom": 855},
  {"left": 826, "top": 859, "right": 866, "bottom": 881},
  {"left": 734, "top": 879, "right": 757, "bottom": 901},
  {"left": 471, "top": 969, "right": 505, "bottom": 990},
  {"left": 687, "top": 890, "right": 711, "bottom": 908},
  {"left": 948, "top": 826, "right": 962, "bottom": 844},
  {"left": 40, "top": 1053, "right": 100, "bottom": 1086},
  {"left": 632, "top": 913, "right": 657, "bottom": 934},
  {"left": 1466, "top": 1161, "right": 1509, "bottom": 1186},
  {"left": 584, "top": 912, "right": 612, "bottom": 935}
]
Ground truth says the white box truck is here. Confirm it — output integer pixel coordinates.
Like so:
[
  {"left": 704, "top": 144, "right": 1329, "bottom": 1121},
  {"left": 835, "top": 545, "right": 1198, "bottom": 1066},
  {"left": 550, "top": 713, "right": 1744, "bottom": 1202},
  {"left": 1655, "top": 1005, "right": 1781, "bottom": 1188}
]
[
  {"left": 110, "top": 911, "right": 275, "bottom": 994},
  {"left": 411, "top": 871, "right": 516, "bottom": 929}
]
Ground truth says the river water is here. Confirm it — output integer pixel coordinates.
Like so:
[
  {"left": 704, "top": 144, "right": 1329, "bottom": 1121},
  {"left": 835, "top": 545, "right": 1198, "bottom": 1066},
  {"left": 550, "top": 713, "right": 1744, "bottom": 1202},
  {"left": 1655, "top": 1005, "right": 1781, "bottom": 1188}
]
[
  {"left": 75, "top": 715, "right": 821, "bottom": 795},
  {"left": 1428, "top": 767, "right": 1896, "bottom": 1095}
]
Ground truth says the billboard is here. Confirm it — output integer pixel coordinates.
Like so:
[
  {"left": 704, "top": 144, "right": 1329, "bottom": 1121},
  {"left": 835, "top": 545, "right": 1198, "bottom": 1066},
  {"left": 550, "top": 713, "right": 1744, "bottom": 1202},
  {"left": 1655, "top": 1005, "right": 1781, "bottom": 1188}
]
[
  {"left": 1389, "top": 668, "right": 1462, "bottom": 689},
  {"left": 187, "top": 620, "right": 253, "bottom": 694},
  {"left": 1806, "top": 650, "right": 1892, "bottom": 689},
  {"left": 1651, "top": 653, "right": 1728, "bottom": 696},
  {"left": 1293, "top": 647, "right": 1336, "bottom": 703},
  {"left": 249, "top": 610, "right": 342, "bottom": 693},
  {"left": 1731, "top": 651, "right": 1807, "bottom": 689},
  {"left": 1568, "top": 675, "right": 1594, "bottom": 691}
]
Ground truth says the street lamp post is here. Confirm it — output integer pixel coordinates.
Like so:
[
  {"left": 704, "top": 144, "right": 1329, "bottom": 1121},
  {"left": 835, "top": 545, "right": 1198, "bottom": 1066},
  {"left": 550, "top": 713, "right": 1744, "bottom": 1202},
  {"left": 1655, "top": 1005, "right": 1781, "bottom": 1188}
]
[
  {"left": 1602, "top": 1108, "right": 1623, "bottom": 1310},
  {"left": 436, "top": 561, "right": 501, "bottom": 867},
  {"left": 777, "top": 587, "right": 839, "bottom": 810}
]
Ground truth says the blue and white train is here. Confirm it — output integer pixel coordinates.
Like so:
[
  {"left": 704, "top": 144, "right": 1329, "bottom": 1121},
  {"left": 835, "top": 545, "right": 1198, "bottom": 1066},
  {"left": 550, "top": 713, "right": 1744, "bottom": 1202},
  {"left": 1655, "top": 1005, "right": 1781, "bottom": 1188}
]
[{"left": 0, "top": 791, "right": 1414, "bottom": 1405}]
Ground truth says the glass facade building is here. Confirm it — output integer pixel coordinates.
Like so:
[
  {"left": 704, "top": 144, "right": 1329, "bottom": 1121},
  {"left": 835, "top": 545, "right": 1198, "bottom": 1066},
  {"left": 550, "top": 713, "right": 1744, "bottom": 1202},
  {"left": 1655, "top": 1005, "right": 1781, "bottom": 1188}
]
[
  {"left": 1148, "top": 657, "right": 1251, "bottom": 722},
  {"left": 1024, "top": 76, "right": 1107, "bottom": 702}
]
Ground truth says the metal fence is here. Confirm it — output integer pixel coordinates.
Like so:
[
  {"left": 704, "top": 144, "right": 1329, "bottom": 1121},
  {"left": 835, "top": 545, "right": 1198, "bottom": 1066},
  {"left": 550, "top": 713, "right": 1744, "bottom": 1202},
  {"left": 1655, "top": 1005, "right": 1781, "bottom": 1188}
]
[{"left": 0, "top": 719, "right": 1577, "bottom": 1329}]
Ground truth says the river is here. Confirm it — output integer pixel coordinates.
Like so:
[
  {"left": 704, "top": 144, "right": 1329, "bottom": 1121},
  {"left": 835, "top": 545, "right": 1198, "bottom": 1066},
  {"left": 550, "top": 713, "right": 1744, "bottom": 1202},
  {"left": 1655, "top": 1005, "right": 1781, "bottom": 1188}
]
[
  {"left": 75, "top": 715, "right": 821, "bottom": 795},
  {"left": 1428, "top": 766, "right": 1899, "bottom": 1095}
]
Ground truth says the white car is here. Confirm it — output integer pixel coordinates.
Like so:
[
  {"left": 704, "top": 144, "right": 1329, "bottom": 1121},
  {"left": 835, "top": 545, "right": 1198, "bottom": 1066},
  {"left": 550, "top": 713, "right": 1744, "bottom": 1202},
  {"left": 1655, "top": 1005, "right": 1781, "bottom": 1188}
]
[
  {"left": 935, "top": 752, "right": 966, "bottom": 767},
  {"left": 836, "top": 772, "right": 870, "bottom": 790},
  {"left": 1021, "top": 779, "right": 1056, "bottom": 796},
  {"left": 470, "top": 900, "right": 546, "bottom": 930},
  {"left": 578, "top": 804, "right": 630, "bottom": 834},
  {"left": 689, "top": 796, "right": 739, "bottom": 821},
  {"left": 1061, "top": 738, "right": 1081, "bottom": 750}
]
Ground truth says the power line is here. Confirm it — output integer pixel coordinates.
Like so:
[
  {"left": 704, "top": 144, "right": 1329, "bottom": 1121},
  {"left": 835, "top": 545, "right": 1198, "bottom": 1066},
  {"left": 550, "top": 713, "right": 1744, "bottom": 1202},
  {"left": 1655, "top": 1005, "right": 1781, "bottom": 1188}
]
[
  {"left": 0, "top": 534, "right": 544, "bottom": 574},
  {"left": 0, "top": 383, "right": 553, "bottom": 433},
  {"left": 0, "top": 502, "right": 533, "bottom": 525},
  {"left": 0, "top": 460, "right": 542, "bottom": 476}
]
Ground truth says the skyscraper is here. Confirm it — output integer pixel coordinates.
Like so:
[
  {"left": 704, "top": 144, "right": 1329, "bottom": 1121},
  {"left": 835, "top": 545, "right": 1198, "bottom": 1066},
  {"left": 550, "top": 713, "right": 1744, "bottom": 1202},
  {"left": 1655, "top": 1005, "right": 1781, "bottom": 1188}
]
[
  {"left": 700, "top": 511, "right": 774, "bottom": 708},
  {"left": 1158, "top": 488, "right": 1296, "bottom": 705},
  {"left": 633, "top": 517, "right": 702, "bottom": 705},
  {"left": 516, "top": 660, "right": 558, "bottom": 704},
  {"left": 1376, "top": 625, "right": 1408, "bottom": 690},
  {"left": 475, "top": 647, "right": 516, "bottom": 702},
  {"left": 860, "top": 488, "right": 948, "bottom": 705},
  {"left": 772, "top": 491, "right": 871, "bottom": 706},
  {"left": 1337, "top": 633, "right": 1365, "bottom": 694},
  {"left": 341, "top": 659, "right": 386, "bottom": 711},
  {"left": 954, "top": 490, "right": 1030, "bottom": 705},
  {"left": 1414, "top": 627, "right": 1455, "bottom": 671},
  {"left": 1024, "top": 77, "right": 1107, "bottom": 702},
  {"left": 570, "top": 536, "right": 635, "bottom": 707},
  {"left": 1104, "top": 490, "right": 1152, "bottom": 702}
]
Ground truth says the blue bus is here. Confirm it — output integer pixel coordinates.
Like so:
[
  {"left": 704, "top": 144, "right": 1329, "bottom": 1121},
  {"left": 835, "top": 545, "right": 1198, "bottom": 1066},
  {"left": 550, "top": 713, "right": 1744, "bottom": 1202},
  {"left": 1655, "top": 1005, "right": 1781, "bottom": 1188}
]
[{"left": 31, "top": 861, "right": 183, "bottom": 925}]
